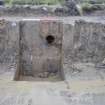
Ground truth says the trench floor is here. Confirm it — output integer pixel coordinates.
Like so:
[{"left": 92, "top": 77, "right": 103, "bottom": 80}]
[
  {"left": 0, "top": 70, "right": 105, "bottom": 105},
  {"left": 19, "top": 75, "right": 62, "bottom": 82}
]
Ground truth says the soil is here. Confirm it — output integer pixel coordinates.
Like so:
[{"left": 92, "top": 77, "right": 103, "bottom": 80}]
[{"left": 84, "top": 9, "right": 105, "bottom": 16}]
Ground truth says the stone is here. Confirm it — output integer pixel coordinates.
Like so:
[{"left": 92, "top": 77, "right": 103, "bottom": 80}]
[
  {"left": 38, "top": 73, "right": 44, "bottom": 78},
  {"left": 50, "top": 73, "right": 56, "bottom": 77},
  {"left": 38, "top": 72, "right": 49, "bottom": 78},
  {"left": 43, "top": 72, "right": 49, "bottom": 77},
  {"left": 64, "top": 0, "right": 80, "bottom": 15}
]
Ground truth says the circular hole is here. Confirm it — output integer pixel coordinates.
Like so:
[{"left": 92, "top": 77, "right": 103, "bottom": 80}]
[{"left": 46, "top": 35, "right": 55, "bottom": 44}]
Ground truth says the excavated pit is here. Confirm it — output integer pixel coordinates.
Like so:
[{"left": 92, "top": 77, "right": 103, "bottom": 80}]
[
  {"left": 0, "top": 17, "right": 105, "bottom": 82},
  {"left": 15, "top": 20, "right": 64, "bottom": 81}
]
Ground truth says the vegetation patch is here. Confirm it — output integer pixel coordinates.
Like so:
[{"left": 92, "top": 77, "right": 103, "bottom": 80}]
[{"left": 5, "top": 0, "right": 65, "bottom": 5}]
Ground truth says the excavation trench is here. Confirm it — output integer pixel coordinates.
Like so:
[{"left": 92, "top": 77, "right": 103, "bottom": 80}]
[
  {"left": 14, "top": 20, "right": 64, "bottom": 81},
  {"left": 1, "top": 18, "right": 104, "bottom": 82}
]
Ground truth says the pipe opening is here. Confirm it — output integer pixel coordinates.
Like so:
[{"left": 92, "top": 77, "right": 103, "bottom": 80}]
[{"left": 46, "top": 35, "right": 55, "bottom": 44}]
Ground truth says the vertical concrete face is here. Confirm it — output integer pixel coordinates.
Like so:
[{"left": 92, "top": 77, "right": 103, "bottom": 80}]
[
  {"left": 0, "top": 19, "right": 19, "bottom": 80},
  {"left": 20, "top": 20, "right": 63, "bottom": 80}
]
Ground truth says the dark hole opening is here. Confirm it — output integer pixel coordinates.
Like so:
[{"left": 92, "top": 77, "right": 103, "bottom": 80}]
[{"left": 46, "top": 35, "right": 55, "bottom": 44}]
